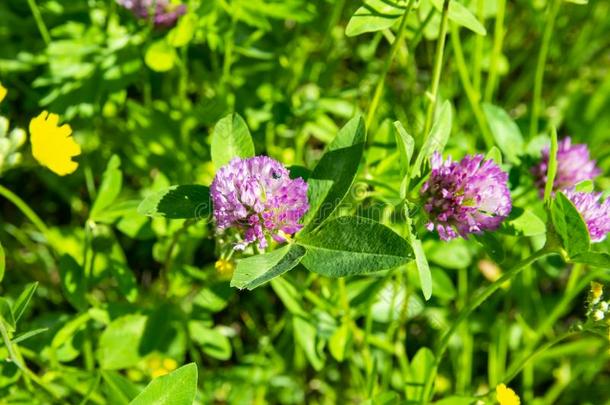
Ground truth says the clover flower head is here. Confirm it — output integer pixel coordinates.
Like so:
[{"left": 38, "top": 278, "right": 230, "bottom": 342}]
[
  {"left": 564, "top": 189, "right": 610, "bottom": 242},
  {"left": 496, "top": 383, "right": 521, "bottom": 405},
  {"left": 117, "top": 0, "right": 186, "bottom": 27},
  {"left": 210, "top": 156, "right": 309, "bottom": 250},
  {"left": 29, "top": 111, "right": 81, "bottom": 176},
  {"left": 421, "top": 152, "right": 512, "bottom": 241},
  {"left": 532, "top": 137, "right": 600, "bottom": 195}
]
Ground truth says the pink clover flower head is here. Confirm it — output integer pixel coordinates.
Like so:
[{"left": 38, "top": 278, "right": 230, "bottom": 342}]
[
  {"left": 564, "top": 189, "right": 610, "bottom": 243},
  {"left": 421, "top": 152, "right": 512, "bottom": 241},
  {"left": 210, "top": 156, "right": 309, "bottom": 250},
  {"left": 532, "top": 137, "right": 601, "bottom": 195}
]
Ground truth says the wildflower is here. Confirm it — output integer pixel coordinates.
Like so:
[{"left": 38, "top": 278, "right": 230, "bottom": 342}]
[
  {"left": 210, "top": 156, "right": 309, "bottom": 250},
  {"left": 532, "top": 137, "right": 600, "bottom": 195},
  {"left": 29, "top": 111, "right": 81, "bottom": 176},
  {"left": 0, "top": 83, "right": 6, "bottom": 103},
  {"left": 215, "top": 259, "right": 235, "bottom": 278},
  {"left": 146, "top": 354, "right": 178, "bottom": 378},
  {"left": 421, "top": 152, "right": 512, "bottom": 240},
  {"left": 564, "top": 189, "right": 610, "bottom": 242},
  {"left": 496, "top": 383, "right": 520, "bottom": 405},
  {"left": 117, "top": 0, "right": 186, "bottom": 27},
  {"left": 591, "top": 282, "right": 604, "bottom": 304}
]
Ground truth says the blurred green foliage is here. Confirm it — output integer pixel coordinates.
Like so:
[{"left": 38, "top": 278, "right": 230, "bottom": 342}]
[{"left": 1, "top": 0, "right": 610, "bottom": 403}]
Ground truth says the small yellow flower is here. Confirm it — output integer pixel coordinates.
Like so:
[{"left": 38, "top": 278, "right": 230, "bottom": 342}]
[
  {"left": 215, "top": 259, "right": 235, "bottom": 278},
  {"left": 162, "top": 358, "right": 178, "bottom": 371},
  {"left": 29, "top": 111, "right": 81, "bottom": 175},
  {"left": 0, "top": 82, "right": 6, "bottom": 103},
  {"left": 496, "top": 383, "right": 520, "bottom": 405}
]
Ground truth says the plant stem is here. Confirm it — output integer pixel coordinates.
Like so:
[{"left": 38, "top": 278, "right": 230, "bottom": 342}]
[
  {"left": 365, "top": 0, "right": 414, "bottom": 136},
  {"left": 420, "top": 247, "right": 553, "bottom": 404},
  {"left": 503, "top": 268, "right": 603, "bottom": 380},
  {"left": 0, "top": 184, "right": 50, "bottom": 238},
  {"left": 484, "top": 0, "right": 506, "bottom": 102},
  {"left": 422, "top": 0, "right": 451, "bottom": 139},
  {"left": 503, "top": 330, "right": 577, "bottom": 384},
  {"left": 529, "top": 0, "right": 561, "bottom": 137},
  {"left": 26, "top": 0, "right": 51, "bottom": 45},
  {"left": 449, "top": 23, "right": 494, "bottom": 148}
]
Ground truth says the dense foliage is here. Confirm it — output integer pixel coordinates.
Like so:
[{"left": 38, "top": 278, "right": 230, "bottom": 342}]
[{"left": 1, "top": 0, "right": 610, "bottom": 404}]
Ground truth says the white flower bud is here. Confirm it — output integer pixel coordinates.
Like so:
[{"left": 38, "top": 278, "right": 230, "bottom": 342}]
[{"left": 593, "top": 310, "right": 605, "bottom": 321}]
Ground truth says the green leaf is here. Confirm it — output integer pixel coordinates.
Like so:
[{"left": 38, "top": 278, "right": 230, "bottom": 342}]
[
  {"left": 102, "top": 371, "right": 141, "bottom": 405},
  {"left": 299, "top": 216, "right": 412, "bottom": 277},
  {"left": 432, "top": 397, "right": 477, "bottom": 405},
  {"left": 0, "top": 240, "right": 5, "bottom": 283},
  {"left": 345, "top": 0, "right": 405, "bottom": 37},
  {"left": 129, "top": 363, "right": 198, "bottom": 405},
  {"left": 188, "top": 322, "right": 232, "bottom": 360},
  {"left": 293, "top": 316, "right": 325, "bottom": 371},
  {"left": 110, "top": 261, "right": 138, "bottom": 302},
  {"left": 58, "top": 254, "right": 87, "bottom": 311},
  {"left": 431, "top": 0, "right": 486, "bottom": 35},
  {"left": 474, "top": 232, "right": 505, "bottom": 263},
  {"left": 138, "top": 185, "right": 211, "bottom": 219},
  {"left": 544, "top": 127, "right": 559, "bottom": 203},
  {"left": 412, "top": 101, "right": 452, "bottom": 177},
  {"left": 405, "top": 347, "right": 435, "bottom": 401},
  {"left": 485, "top": 146, "right": 503, "bottom": 164},
  {"left": 570, "top": 252, "right": 610, "bottom": 267},
  {"left": 145, "top": 40, "right": 177, "bottom": 72},
  {"left": 51, "top": 312, "right": 91, "bottom": 350},
  {"left": 168, "top": 14, "right": 197, "bottom": 47},
  {"left": 551, "top": 192, "right": 590, "bottom": 257},
  {"left": 482, "top": 103, "right": 524, "bottom": 164},
  {"left": 211, "top": 113, "right": 255, "bottom": 169},
  {"left": 575, "top": 179, "right": 594, "bottom": 193},
  {"left": 329, "top": 322, "right": 351, "bottom": 362},
  {"left": 231, "top": 244, "right": 306, "bottom": 290},
  {"left": 506, "top": 209, "right": 546, "bottom": 236},
  {"left": 393, "top": 120, "right": 415, "bottom": 174},
  {"left": 90, "top": 155, "right": 123, "bottom": 221},
  {"left": 12, "top": 327, "right": 48, "bottom": 344},
  {"left": 301, "top": 116, "right": 366, "bottom": 233},
  {"left": 0, "top": 298, "right": 16, "bottom": 331},
  {"left": 97, "top": 314, "right": 147, "bottom": 370},
  {"left": 412, "top": 239, "right": 432, "bottom": 300},
  {"left": 12, "top": 282, "right": 38, "bottom": 323}
]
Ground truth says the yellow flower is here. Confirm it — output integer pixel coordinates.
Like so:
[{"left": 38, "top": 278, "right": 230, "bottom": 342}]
[
  {"left": 0, "top": 82, "right": 6, "bottom": 103},
  {"left": 496, "top": 383, "right": 520, "bottom": 405},
  {"left": 215, "top": 259, "right": 235, "bottom": 278},
  {"left": 29, "top": 111, "right": 81, "bottom": 175}
]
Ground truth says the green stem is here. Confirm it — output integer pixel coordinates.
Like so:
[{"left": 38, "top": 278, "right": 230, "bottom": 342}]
[
  {"left": 529, "top": 0, "right": 561, "bottom": 137},
  {"left": 365, "top": 0, "right": 414, "bottom": 136},
  {"left": 26, "top": 0, "right": 51, "bottom": 45},
  {"left": 449, "top": 23, "right": 494, "bottom": 148},
  {"left": 503, "top": 331, "right": 577, "bottom": 384},
  {"left": 483, "top": 0, "right": 506, "bottom": 102},
  {"left": 472, "top": 0, "right": 485, "bottom": 92},
  {"left": 503, "top": 268, "right": 603, "bottom": 380},
  {"left": 420, "top": 248, "right": 553, "bottom": 404},
  {"left": 422, "top": 0, "right": 451, "bottom": 139},
  {"left": 0, "top": 184, "right": 50, "bottom": 238}
]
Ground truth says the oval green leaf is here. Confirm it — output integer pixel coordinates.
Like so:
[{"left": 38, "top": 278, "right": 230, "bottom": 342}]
[
  {"left": 138, "top": 185, "right": 211, "bottom": 219},
  {"left": 211, "top": 113, "right": 255, "bottom": 169},
  {"left": 298, "top": 216, "right": 412, "bottom": 277}
]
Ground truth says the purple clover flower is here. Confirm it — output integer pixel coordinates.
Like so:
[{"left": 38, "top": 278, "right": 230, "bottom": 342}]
[
  {"left": 421, "top": 152, "right": 512, "bottom": 241},
  {"left": 210, "top": 156, "right": 309, "bottom": 250},
  {"left": 564, "top": 189, "right": 610, "bottom": 242},
  {"left": 117, "top": 0, "right": 186, "bottom": 27},
  {"left": 532, "top": 137, "right": 601, "bottom": 195}
]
